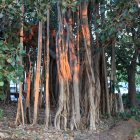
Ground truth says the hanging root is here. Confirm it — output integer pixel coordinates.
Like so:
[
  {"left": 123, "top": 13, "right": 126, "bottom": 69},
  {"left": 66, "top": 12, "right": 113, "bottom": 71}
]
[
  {"left": 70, "top": 93, "right": 78, "bottom": 130},
  {"left": 26, "top": 107, "right": 31, "bottom": 124},
  {"left": 54, "top": 78, "right": 68, "bottom": 130},
  {"left": 54, "top": 82, "right": 64, "bottom": 129}
]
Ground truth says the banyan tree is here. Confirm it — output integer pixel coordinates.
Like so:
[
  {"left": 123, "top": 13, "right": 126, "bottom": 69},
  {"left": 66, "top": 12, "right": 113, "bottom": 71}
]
[{"left": 1, "top": 0, "right": 130, "bottom": 130}]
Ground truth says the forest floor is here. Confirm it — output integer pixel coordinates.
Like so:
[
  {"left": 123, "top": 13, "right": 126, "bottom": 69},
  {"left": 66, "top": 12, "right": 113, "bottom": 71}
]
[{"left": 0, "top": 103, "right": 140, "bottom": 140}]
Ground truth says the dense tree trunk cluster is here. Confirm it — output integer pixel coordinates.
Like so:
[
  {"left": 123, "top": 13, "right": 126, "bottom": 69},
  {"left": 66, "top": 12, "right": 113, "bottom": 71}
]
[{"left": 13, "top": 1, "right": 126, "bottom": 130}]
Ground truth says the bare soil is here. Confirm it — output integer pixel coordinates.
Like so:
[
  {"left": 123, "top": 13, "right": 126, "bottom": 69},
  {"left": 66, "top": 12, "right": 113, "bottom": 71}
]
[{"left": 0, "top": 103, "right": 140, "bottom": 140}]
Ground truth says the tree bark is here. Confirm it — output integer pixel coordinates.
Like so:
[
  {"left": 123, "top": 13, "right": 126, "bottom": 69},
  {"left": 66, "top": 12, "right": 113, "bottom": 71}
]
[
  {"left": 127, "top": 49, "right": 138, "bottom": 108},
  {"left": 101, "top": 47, "right": 111, "bottom": 116},
  {"left": 15, "top": 0, "right": 25, "bottom": 125},
  {"left": 26, "top": 68, "right": 31, "bottom": 124},
  {"left": 33, "top": 21, "right": 43, "bottom": 125},
  {"left": 54, "top": 2, "right": 70, "bottom": 130},
  {"left": 66, "top": 8, "right": 81, "bottom": 129},
  {"left": 45, "top": 8, "right": 50, "bottom": 128},
  {"left": 81, "top": 1, "right": 96, "bottom": 130},
  {"left": 128, "top": 65, "right": 137, "bottom": 107},
  {"left": 110, "top": 44, "right": 116, "bottom": 94}
]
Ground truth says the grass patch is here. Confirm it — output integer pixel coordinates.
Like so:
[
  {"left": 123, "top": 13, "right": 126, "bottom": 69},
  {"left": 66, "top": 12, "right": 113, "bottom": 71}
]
[{"left": 134, "top": 128, "right": 140, "bottom": 137}]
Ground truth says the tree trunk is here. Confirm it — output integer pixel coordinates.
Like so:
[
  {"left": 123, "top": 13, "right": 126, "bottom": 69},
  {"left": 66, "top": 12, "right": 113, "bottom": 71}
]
[
  {"left": 33, "top": 21, "right": 43, "bottom": 124},
  {"left": 93, "top": 2, "right": 101, "bottom": 122},
  {"left": 127, "top": 50, "right": 137, "bottom": 108},
  {"left": 15, "top": 0, "right": 25, "bottom": 125},
  {"left": 118, "top": 89, "right": 124, "bottom": 113},
  {"left": 54, "top": 2, "right": 71, "bottom": 130},
  {"left": 45, "top": 9, "right": 50, "bottom": 128},
  {"left": 26, "top": 69, "right": 31, "bottom": 124},
  {"left": 110, "top": 45, "right": 116, "bottom": 94},
  {"left": 101, "top": 47, "right": 111, "bottom": 116},
  {"left": 81, "top": 1, "right": 96, "bottom": 130},
  {"left": 110, "top": 43, "right": 119, "bottom": 115},
  {"left": 128, "top": 66, "right": 137, "bottom": 107},
  {"left": 66, "top": 8, "right": 81, "bottom": 129},
  {"left": 30, "top": 64, "right": 35, "bottom": 105}
]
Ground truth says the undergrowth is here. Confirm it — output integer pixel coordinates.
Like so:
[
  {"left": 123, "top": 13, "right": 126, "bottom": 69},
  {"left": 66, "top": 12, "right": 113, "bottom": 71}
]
[
  {"left": 0, "top": 108, "right": 3, "bottom": 120},
  {"left": 134, "top": 128, "right": 140, "bottom": 137},
  {"left": 119, "top": 107, "right": 140, "bottom": 121}
]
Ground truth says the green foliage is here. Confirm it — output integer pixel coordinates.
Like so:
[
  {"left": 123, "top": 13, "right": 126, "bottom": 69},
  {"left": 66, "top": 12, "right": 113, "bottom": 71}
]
[
  {"left": 120, "top": 94, "right": 140, "bottom": 121},
  {"left": 122, "top": 94, "right": 129, "bottom": 107},
  {"left": 103, "top": 0, "right": 140, "bottom": 83},
  {"left": 0, "top": 82, "right": 4, "bottom": 86},
  {"left": 118, "top": 111, "right": 131, "bottom": 120},
  {"left": 122, "top": 93, "right": 140, "bottom": 108},
  {"left": 61, "top": 0, "right": 79, "bottom": 12},
  {"left": 0, "top": 40, "right": 24, "bottom": 85},
  {"left": 0, "top": 0, "right": 28, "bottom": 88},
  {"left": 0, "top": 109, "right": 3, "bottom": 120},
  {"left": 119, "top": 107, "right": 140, "bottom": 122},
  {"left": 0, "top": 93, "right": 6, "bottom": 101},
  {"left": 134, "top": 128, "right": 140, "bottom": 137},
  {"left": 130, "top": 108, "right": 140, "bottom": 121}
]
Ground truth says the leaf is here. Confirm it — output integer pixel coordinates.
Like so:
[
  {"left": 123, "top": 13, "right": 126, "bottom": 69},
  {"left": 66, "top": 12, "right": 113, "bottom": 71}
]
[
  {"left": 8, "top": 4, "right": 12, "bottom": 8},
  {"left": 97, "top": 19, "right": 101, "bottom": 24},
  {"left": 0, "top": 41, "right": 3, "bottom": 46},
  {"left": 31, "top": 12, "right": 36, "bottom": 17},
  {"left": 7, "top": 58, "right": 13, "bottom": 63},
  {"left": 0, "top": 13, "right": 3, "bottom": 18},
  {"left": 16, "top": 56, "right": 20, "bottom": 62},
  {"left": 2, "top": 46, "right": 9, "bottom": 51},
  {"left": 62, "top": 8, "right": 66, "bottom": 14},
  {"left": 62, "top": 1, "right": 67, "bottom": 7},
  {"left": 0, "top": 94, "right": 6, "bottom": 100},
  {"left": 72, "top": 7, "right": 76, "bottom": 12},
  {"left": 20, "top": 50, "right": 26, "bottom": 56},
  {"left": 0, "top": 82, "right": 4, "bottom": 86},
  {"left": 95, "top": 29, "right": 100, "bottom": 33}
]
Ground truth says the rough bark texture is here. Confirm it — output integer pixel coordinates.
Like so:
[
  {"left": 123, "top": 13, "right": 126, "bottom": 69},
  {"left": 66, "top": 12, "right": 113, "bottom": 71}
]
[
  {"left": 81, "top": 1, "right": 96, "bottom": 130},
  {"left": 33, "top": 21, "right": 43, "bottom": 124},
  {"left": 100, "top": 48, "right": 111, "bottom": 116},
  {"left": 45, "top": 9, "right": 50, "bottom": 128},
  {"left": 67, "top": 8, "right": 81, "bottom": 129},
  {"left": 15, "top": 1, "right": 25, "bottom": 125},
  {"left": 128, "top": 50, "right": 137, "bottom": 108},
  {"left": 26, "top": 71, "right": 31, "bottom": 124},
  {"left": 54, "top": 2, "right": 71, "bottom": 130},
  {"left": 128, "top": 66, "right": 137, "bottom": 107}
]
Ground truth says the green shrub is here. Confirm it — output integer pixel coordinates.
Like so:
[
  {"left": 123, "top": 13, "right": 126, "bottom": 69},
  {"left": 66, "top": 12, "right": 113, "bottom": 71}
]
[
  {"left": 119, "top": 107, "right": 140, "bottom": 121},
  {"left": 122, "top": 93, "right": 140, "bottom": 108},
  {"left": 130, "top": 107, "right": 140, "bottom": 121},
  {"left": 122, "top": 94, "right": 130, "bottom": 108},
  {"left": 0, "top": 93, "right": 6, "bottom": 100},
  {"left": 118, "top": 111, "right": 131, "bottom": 120},
  {"left": 134, "top": 128, "right": 140, "bottom": 137},
  {"left": 0, "top": 109, "right": 3, "bottom": 119}
]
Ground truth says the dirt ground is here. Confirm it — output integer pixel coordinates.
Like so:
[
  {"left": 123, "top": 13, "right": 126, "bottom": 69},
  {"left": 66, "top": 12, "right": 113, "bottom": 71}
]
[{"left": 0, "top": 103, "right": 140, "bottom": 140}]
